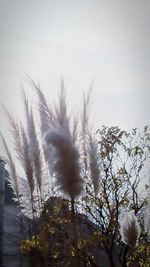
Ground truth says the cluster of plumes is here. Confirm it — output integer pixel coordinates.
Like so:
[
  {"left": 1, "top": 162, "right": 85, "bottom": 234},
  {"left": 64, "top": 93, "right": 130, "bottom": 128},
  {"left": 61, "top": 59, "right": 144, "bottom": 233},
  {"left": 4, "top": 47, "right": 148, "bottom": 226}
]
[
  {"left": 34, "top": 80, "right": 102, "bottom": 200},
  {"left": 120, "top": 212, "right": 140, "bottom": 247},
  {"left": 1, "top": 89, "right": 44, "bottom": 217},
  {"left": 1, "top": 78, "right": 102, "bottom": 217},
  {"left": 36, "top": 81, "right": 83, "bottom": 200}
]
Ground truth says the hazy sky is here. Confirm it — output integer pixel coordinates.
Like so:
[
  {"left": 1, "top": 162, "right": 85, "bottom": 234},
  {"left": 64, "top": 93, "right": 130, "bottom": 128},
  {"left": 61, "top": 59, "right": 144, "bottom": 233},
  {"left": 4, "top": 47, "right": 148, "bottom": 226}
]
[{"left": 0, "top": 0, "right": 150, "bottom": 147}]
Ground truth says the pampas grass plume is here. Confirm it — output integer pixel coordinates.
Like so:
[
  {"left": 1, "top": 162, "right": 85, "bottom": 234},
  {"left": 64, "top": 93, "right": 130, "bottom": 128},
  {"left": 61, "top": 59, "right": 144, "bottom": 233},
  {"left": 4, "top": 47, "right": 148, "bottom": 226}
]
[
  {"left": 88, "top": 135, "right": 101, "bottom": 196},
  {"left": 120, "top": 212, "right": 140, "bottom": 247},
  {"left": 44, "top": 128, "right": 83, "bottom": 199}
]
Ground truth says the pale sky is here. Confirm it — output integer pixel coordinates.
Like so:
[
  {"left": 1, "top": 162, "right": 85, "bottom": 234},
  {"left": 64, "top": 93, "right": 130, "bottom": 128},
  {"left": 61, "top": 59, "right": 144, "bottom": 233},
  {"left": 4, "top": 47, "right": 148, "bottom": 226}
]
[{"left": 0, "top": 0, "right": 150, "bottom": 150}]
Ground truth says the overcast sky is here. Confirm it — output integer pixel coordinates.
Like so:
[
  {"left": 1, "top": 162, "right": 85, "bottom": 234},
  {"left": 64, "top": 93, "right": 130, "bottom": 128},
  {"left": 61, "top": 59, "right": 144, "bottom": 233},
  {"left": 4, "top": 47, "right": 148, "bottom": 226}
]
[{"left": 0, "top": 0, "right": 150, "bottom": 151}]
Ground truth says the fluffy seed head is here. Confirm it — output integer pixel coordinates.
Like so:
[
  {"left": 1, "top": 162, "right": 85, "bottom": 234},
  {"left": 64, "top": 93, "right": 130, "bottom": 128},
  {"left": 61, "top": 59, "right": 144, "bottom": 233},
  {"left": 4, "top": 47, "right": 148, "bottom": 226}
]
[
  {"left": 120, "top": 212, "right": 140, "bottom": 247},
  {"left": 44, "top": 128, "right": 83, "bottom": 199}
]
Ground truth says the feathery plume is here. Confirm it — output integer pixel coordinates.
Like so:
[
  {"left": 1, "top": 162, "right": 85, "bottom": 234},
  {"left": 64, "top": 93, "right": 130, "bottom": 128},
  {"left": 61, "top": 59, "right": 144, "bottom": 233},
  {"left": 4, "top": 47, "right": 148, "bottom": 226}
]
[
  {"left": 20, "top": 125, "right": 34, "bottom": 193},
  {"left": 32, "top": 81, "right": 53, "bottom": 135},
  {"left": 81, "top": 85, "right": 93, "bottom": 137},
  {"left": 120, "top": 212, "right": 140, "bottom": 247},
  {"left": 22, "top": 89, "right": 30, "bottom": 129},
  {"left": 54, "top": 80, "right": 70, "bottom": 135},
  {"left": 2, "top": 107, "right": 23, "bottom": 162},
  {"left": 3, "top": 100, "right": 35, "bottom": 194},
  {"left": 44, "top": 128, "right": 83, "bottom": 199},
  {"left": 0, "top": 134, "right": 19, "bottom": 199},
  {"left": 29, "top": 80, "right": 56, "bottom": 181},
  {"left": 28, "top": 108, "right": 43, "bottom": 190},
  {"left": 88, "top": 135, "right": 101, "bottom": 196},
  {"left": 72, "top": 116, "right": 78, "bottom": 142},
  {"left": 22, "top": 90, "right": 43, "bottom": 190},
  {"left": 80, "top": 86, "right": 93, "bottom": 168}
]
